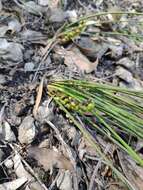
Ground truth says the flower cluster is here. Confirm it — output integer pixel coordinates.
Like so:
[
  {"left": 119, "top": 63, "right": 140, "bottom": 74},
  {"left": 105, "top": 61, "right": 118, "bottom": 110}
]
[
  {"left": 55, "top": 93, "right": 95, "bottom": 113},
  {"left": 60, "top": 21, "right": 86, "bottom": 43}
]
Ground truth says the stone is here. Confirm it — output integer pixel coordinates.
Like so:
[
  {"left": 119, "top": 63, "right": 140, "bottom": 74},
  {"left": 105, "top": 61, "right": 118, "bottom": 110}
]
[{"left": 24, "top": 62, "right": 35, "bottom": 72}]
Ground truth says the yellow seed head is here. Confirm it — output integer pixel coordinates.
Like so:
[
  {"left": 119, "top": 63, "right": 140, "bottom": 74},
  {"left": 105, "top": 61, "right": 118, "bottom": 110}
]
[
  {"left": 87, "top": 103, "right": 95, "bottom": 111},
  {"left": 64, "top": 98, "right": 69, "bottom": 104},
  {"left": 66, "top": 104, "right": 71, "bottom": 109},
  {"left": 68, "top": 32, "right": 74, "bottom": 37},
  {"left": 71, "top": 101, "right": 76, "bottom": 107}
]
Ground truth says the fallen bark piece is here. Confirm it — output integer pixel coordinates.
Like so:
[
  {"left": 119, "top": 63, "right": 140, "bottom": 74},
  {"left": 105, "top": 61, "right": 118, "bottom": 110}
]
[
  {"left": 56, "top": 171, "right": 73, "bottom": 190},
  {"left": 0, "top": 121, "right": 16, "bottom": 142},
  {"left": 13, "top": 152, "right": 47, "bottom": 190},
  {"left": 0, "top": 177, "right": 27, "bottom": 190}
]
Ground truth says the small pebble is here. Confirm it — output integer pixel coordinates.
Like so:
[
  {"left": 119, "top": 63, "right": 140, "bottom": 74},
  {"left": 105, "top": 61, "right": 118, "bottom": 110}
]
[
  {"left": 38, "top": 0, "right": 49, "bottom": 6},
  {"left": 0, "top": 74, "right": 6, "bottom": 84},
  {"left": 116, "top": 66, "right": 133, "bottom": 83},
  {"left": 4, "top": 159, "right": 13, "bottom": 169},
  {"left": 65, "top": 10, "right": 77, "bottom": 22},
  {"left": 116, "top": 57, "right": 135, "bottom": 69},
  {"left": 49, "top": 8, "right": 65, "bottom": 23},
  {"left": 24, "top": 62, "right": 35, "bottom": 72},
  {"left": 120, "top": 79, "right": 143, "bottom": 91},
  {"left": 18, "top": 116, "right": 36, "bottom": 144},
  {"left": 24, "top": 49, "right": 34, "bottom": 60},
  {"left": 8, "top": 19, "right": 21, "bottom": 33}
]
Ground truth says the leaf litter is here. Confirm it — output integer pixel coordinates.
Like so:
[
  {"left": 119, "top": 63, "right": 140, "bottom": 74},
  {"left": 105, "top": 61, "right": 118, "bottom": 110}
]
[{"left": 0, "top": 0, "right": 143, "bottom": 190}]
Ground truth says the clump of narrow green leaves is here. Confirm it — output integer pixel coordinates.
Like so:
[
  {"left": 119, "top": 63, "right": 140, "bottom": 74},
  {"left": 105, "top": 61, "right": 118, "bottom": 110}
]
[
  {"left": 59, "top": 20, "right": 86, "bottom": 43},
  {"left": 53, "top": 92, "right": 95, "bottom": 113},
  {"left": 48, "top": 80, "right": 143, "bottom": 190},
  {"left": 57, "top": 11, "right": 143, "bottom": 44}
]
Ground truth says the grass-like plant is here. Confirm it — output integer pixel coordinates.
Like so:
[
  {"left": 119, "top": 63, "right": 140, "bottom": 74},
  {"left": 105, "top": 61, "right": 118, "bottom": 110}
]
[
  {"left": 48, "top": 80, "right": 143, "bottom": 190},
  {"left": 57, "top": 11, "right": 143, "bottom": 43},
  {"left": 46, "top": 10, "right": 143, "bottom": 190}
]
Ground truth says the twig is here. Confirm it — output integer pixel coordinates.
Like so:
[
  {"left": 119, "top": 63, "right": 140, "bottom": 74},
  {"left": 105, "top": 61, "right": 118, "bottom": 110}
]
[
  {"left": 9, "top": 144, "right": 49, "bottom": 190},
  {"left": 0, "top": 103, "right": 7, "bottom": 124},
  {"left": 12, "top": 0, "right": 42, "bottom": 16},
  {"left": 32, "top": 23, "right": 66, "bottom": 82},
  {"left": 32, "top": 39, "right": 57, "bottom": 82},
  {"left": 77, "top": 0, "right": 88, "bottom": 10},
  {"left": 45, "top": 120, "right": 76, "bottom": 167},
  {"left": 33, "top": 75, "right": 45, "bottom": 118},
  {"left": 46, "top": 120, "right": 78, "bottom": 190},
  {"left": 48, "top": 170, "right": 61, "bottom": 190},
  {"left": 88, "top": 143, "right": 111, "bottom": 190},
  {"left": 22, "top": 159, "right": 49, "bottom": 190},
  {"left": 12, "top": 0, "right": 24, "bottom": 9}
]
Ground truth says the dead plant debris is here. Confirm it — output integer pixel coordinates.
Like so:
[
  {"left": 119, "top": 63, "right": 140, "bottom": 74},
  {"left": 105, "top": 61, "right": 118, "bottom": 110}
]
[{"left": 0, "top": 0, "right": 143, "bottom": 190}]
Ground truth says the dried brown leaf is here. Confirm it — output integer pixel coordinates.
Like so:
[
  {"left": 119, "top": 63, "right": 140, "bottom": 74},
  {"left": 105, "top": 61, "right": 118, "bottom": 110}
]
[
  {"left": 78, "top": 137, "right": 97, "bottom": 159},
  {"left": 55, "top": 46, "right": 98, "bottom": 73},
  {"left": 27, "top": 147, "right": 73, "bottom": 171},
  {"left": 13, "top": 152, "right": 47, "bottom": 190},
  {"left": 118, "top": 151, "right": 143, "bottom": 190}
]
